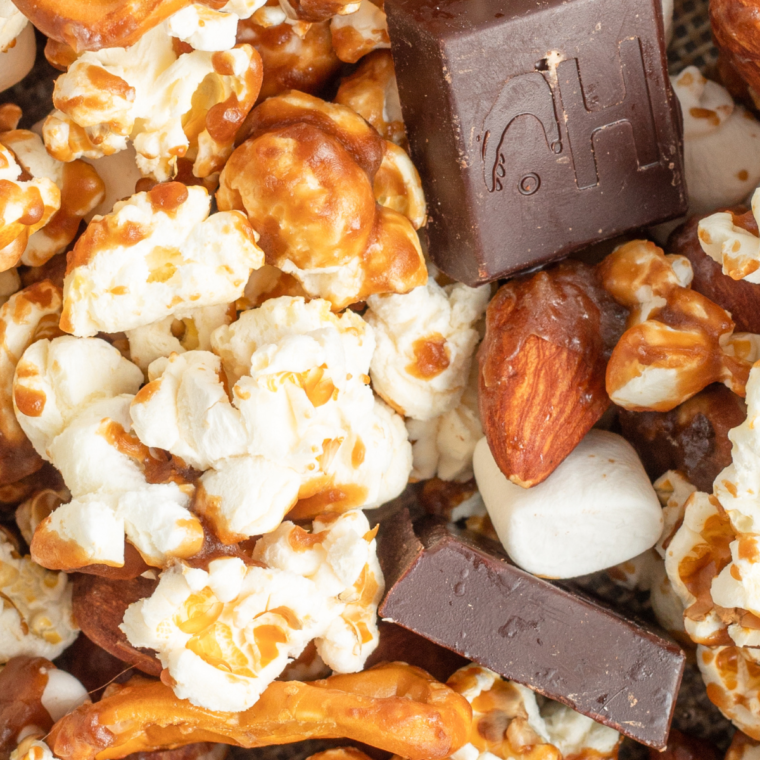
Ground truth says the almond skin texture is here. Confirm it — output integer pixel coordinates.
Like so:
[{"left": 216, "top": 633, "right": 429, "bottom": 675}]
[
  {"left": 72, "top": 573, "right": 162, "bottom": 677},
  {"left": 478, "top": 261, "right": 627, "bottom": 488},
  {"left": 668, "top": 208, "right": 760, "bottom": 334}
]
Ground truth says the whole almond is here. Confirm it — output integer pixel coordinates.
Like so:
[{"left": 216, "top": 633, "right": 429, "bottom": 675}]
[{"left": 478, "top": 261, "right": 627, "bottom": 488}]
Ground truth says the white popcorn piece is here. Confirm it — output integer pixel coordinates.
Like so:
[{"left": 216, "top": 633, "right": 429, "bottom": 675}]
[
  {"left": 698, "top": 645, "right": 760, "bottom": 741},
  {"left": 43, "top": 22, "right": 261, "bottom": 180},
  {"left": 0, "top": 531, "right": 78, "bottom": 662},
  {"left": 11, "top": 739, "right": 57, "bottom": 760},
  {"left": 13, "top": 335, "right": 144, "bottom": 460},
  {"left": 0, "top": 3, "right": 33, "bottom": 94},
  {"left": 474, "top": 430, "right": 664, "bottom": 579},
  {"left": 447, "top": 664, "right": 620, "bottom": 760},
  {"left": 14, "top": 336, "right": 203, "bottom": 569},
  {"left": 134, "top": 298, "right": 410, "bottom": 539},
  {"left": 330, "top": 0, "right": 389, "bottom": 64},
  {"left": 122, "top": 510, "right": 383, "bottom": 712},
  {"left": 0, "top": 143, "right": 60, "bottom": 270},
  {"left": 407, "top": 360, "right": 482, "bottom": 483},
  {"left": 126, "top": 303, "right": 235, "bottom": 372},
  {"left": 0, "top": 129, "right": 105, "bottom": 267},
  {"left": 715, "top": 364, "right": 760, "bottom": 534},
  {"left": 699, "top": 189, "right": 760, "bottom": 284},
  {"left": 60, "top": 185, "right": 264, "bottom": 337},
  {"left": 365, "top": 278, "right": 489, "bottom": 421},
  {"left": 672, "top": 68, "right": 760, "bottom": 220}
]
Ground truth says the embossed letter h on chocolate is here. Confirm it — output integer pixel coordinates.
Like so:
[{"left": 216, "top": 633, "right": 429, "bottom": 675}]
[{"left": 385, "top": 0, "right": 687, "bottom": 285}]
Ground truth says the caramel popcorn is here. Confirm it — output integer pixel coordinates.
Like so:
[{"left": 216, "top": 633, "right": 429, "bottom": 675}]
[
  {"left": 365, "top": 277, "right": 488, "bottom": 421},
  {"left": 218, "top": 91, "right": 426, "bottom": 309},
  {"left": 335, "top": 50, "right": 405, "bottom": 147},
  {"left": 672, "top": 68, "right": 760, "bottom": 218},
  {"left": 126, "top": 303, "right": 236, "bottom": 372},
  {"left": 699, "top": 188, "right": 760, "bottom": 283},
  {"left": 330, "top": 0, "right": 389, "bottom": 63},
  {"left": 0, "top": 266, "right": 20, "bottom": 306},
  {"left": 0, "top": 1, "right": 27, "bottom": 53},
  {"left": 133, "top": 297, "right": 410, "bottom": 539},
  {"left": 43, "top": 21, "right": 263, "bottom": 180},
  {"left": 446, "top": 664, "right": 620, "bottom": 760},
  {"left": 13, "top": 335, "right": 204, "bottom": 569},
  {"left": 698, "top": 645, "right": 760, "bottom": 741},
  {"left": 237, "top": 11, "right": 341, "bottom": 100},
  {"left": 59, "top": 183, "right": 264, "bottom": 337},
  {"left": 407, "top": 362, "right": 482, "bottom": 483},
  {"left": 0, "top": 128, "right": 105, "bottom": 267},
  {"left": 0, "top": 143, "right": 60, "bottom": 272},
  {"left": 0, "top": 281, "right": 62, "bottom": 488},
  {"left": 121, "top": 510, "right": 383, "bottom": 712},
  {"left": 0, "top": 531, "right": 79, "bottom": 662},
  {"left": 601, "top": 240, "right": 757, "bottom": 412}
]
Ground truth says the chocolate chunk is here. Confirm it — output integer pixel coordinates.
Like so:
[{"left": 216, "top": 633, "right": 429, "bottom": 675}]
[
  {"left": 378, "top": 510, "right": 685, "bottom": 749},
  {"left": 619, "top": 384, "right": 747, "bottom": 493},
  {"left": 385, "top": 0, "right": 687, "bottom": 285}
]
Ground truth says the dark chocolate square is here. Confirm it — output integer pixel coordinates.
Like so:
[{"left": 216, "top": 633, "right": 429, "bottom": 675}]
[{"left": 386, "top": 0, "right": 688, "bottom": 285}]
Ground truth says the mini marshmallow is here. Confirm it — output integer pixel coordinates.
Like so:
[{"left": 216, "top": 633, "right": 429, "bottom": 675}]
[
  {"left": 365, "top": 278, "right": 489, "bottom": 421},
  {"left": 0, "top": 6, "right": 34, "bottom": 94},
  {"left": 474, "top": 430, "right": 663, "bottom": 578},
  {"left": 674, "top": 68, "right": 760, "bottom": 217},
  {"left": 41, "top": 668, "right": 89, "bottom": 722},
  {"left": 60, "top": 185, "right": 263, "bottom": 336},
  {"left": 122, "top": 510, "right": 382, "bottom": 712},
  {"left": 0, "top": 532, "right": 79, "bottom": 662}
]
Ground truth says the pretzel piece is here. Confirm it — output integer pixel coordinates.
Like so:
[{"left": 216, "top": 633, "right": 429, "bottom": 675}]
[{"left": 49, "top": 663, "right": 472, "bottom": 760}]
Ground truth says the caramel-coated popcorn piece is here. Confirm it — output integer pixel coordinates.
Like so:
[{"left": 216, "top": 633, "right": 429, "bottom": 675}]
[
  {"left": 122, "top": 510, "right": 382, "bottom": 711},
  {"left": 13, "top": 335, "right": 203, "bottom": 570},
  {"left": 0, "top": 532, "right": 79, "bottom": 662},
  {"left": 0, "top": 281, "right": 63, "bottom": 488},
  {"left": 601, "top": 240, "right": 757, "bottom": 412},
  {"left": 0, "top": 129, "right": 105, "bottom": 268},
  {"left": 43, "top": 27, "right": 263, "bottom": 180},
  {"left": 335, "top": 50, "right": 405, "bottom": 147},
  {"left": 60, "top": 183, "right": 264, "bottom": 337},
  {"left": 0, "top": 144, "right": 60, "bottom": 272},
  {"left": 330, "top": 0, "right": 388, "bottom": 63},
  {"left": 219, "top": 91, "right": 426, "bottom": 309}
]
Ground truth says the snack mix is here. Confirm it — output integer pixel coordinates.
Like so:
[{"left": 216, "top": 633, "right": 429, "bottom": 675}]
[{"left": 5, "top": 0, "right": 760, "bottom": 759}]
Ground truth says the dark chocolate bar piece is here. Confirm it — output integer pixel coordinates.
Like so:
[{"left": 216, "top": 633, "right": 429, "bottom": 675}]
[
  {"left": 385, "top": 0, "right": 687, "bottom": 285},
  {"left": 378, "top": 511, "right": 685, "bottom": 749}
]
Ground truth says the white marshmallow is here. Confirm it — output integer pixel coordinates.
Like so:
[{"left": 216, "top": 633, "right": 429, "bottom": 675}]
[
  {"left": 474, "top": 430, "right": 663, "bottom": 578},
  {"left": 0, "top": 11, "right": 33, "bottom": 94},
  {"left": 673, "top": 68, "right": 760, "bottom": 218},
  {"left": 41, "top": 669, "right": 89, "bottom": 722}
]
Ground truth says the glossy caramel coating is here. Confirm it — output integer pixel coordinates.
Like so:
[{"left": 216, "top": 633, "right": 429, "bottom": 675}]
[{"left": 49, "top": 664, "right": 472, "bottom": 760}]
